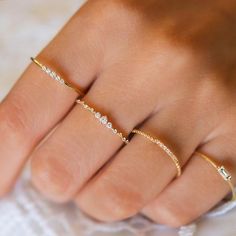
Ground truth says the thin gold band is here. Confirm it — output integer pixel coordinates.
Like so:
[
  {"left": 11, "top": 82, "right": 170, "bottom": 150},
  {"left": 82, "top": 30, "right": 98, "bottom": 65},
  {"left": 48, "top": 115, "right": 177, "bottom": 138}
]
[
  {"left": 195, "top": 151, "right": 236, "bottom": 201},
  {"left": 132, "top": 129, "right": 181, "bottom": 177},
  {"left": 31, "top": 57, "right": 84, "bottom": 96},
  {"left": 76, "top": 99, "right": 129, "bottom": 144}
]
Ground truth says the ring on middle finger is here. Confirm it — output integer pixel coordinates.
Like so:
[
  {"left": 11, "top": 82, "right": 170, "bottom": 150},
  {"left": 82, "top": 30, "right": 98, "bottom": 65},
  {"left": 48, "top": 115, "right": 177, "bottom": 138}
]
[{"left": 76, "top": 99, "right": 129, "bottom": 144}]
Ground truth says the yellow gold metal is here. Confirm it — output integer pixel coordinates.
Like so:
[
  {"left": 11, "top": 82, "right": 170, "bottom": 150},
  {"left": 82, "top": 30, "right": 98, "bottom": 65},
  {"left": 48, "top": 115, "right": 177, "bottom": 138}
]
[
  {"left": 31, "top": 57, "right": 84, "bottom": 96},
  {"left": 132, "top": 129, "right": 181, "bottom": 177},
  {"left": 195, "top": 151, "right": 236, "bottom": 201},
  {"left": 76, "top": 99, "right": 129, "bottom": 144}
]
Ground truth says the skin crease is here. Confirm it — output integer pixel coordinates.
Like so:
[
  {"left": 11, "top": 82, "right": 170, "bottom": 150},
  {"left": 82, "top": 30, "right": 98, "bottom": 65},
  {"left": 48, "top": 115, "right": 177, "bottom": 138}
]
[{"left": 0, "top": 0, "right": 236, "bottom": 228}]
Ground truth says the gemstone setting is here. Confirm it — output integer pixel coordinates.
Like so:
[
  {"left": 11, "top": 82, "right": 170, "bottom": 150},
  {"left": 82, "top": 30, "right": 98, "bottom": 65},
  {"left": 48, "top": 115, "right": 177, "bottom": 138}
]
[
  {"left": 76, "top": 99, "right": 129, "bottom": 144},
  {"left": 106, "top": 122, "right": 112, "bottom": 129},
  {"left": 40, "top": 64, "right": 66, "bottom": 85},
  {"left": 218, "top": 166, "right": 231, "bottom": 181},
  {"left": 100, "top": 116, "right": 108, "bottom": 125},
  {"left": 95, "top": 112, "right": 101, "bottom": 119}
]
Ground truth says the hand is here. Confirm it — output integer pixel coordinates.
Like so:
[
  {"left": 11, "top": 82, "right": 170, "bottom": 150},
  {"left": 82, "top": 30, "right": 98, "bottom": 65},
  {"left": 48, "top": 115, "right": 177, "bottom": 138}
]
[{"left": 1, "top": 0, "right": 236, "bottom": 227}]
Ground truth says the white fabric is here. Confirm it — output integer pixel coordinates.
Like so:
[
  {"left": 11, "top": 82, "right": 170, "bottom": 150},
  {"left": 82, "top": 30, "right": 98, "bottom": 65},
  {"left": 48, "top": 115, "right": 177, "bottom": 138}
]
[
  {"left": 1, "top": 0, "right": 236, "bottom": 235},
  {"left": 0, "top": 174, "right": 235, "bottom": 236}
]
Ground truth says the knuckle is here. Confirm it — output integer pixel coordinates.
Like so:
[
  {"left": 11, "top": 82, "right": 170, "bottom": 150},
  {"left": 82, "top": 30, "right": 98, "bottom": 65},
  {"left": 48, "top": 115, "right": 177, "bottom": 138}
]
[
  {"left": 85, "top": 0, "right": 141, "bottom": 34},
  {"left": 0, "top": 95, "right": 31, "bottom": 136},
  {"left": 31, "top": 152, "right": 77, "bottom": 202}
]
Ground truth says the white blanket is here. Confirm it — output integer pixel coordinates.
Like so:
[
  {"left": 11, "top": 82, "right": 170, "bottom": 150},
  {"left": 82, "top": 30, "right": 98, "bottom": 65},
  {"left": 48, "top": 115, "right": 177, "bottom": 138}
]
[{"left": 0, "top": 174, "right": 235, "bottom": 236}]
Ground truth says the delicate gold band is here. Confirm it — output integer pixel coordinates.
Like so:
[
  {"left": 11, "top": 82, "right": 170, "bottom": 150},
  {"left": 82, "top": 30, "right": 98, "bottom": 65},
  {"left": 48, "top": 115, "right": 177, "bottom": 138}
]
[
  {"left": 76, "top": 99, "right": 129, "bottom": 144},
  {"left": 132, "top": 129, "right": 181, "bottom": 177},
  {"left": 31, "top": 57, "right": 84, "bottom": 96},
  {"left": 195, "top": 151, "right": 236, "bottom": 201}
]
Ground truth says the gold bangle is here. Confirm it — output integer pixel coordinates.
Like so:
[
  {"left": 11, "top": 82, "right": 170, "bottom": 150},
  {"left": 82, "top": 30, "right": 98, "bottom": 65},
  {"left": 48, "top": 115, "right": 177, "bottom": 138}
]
[
  {"left": 132, "top": 129, "right": 181, "bottom": 177},
  {"left": 31, "top": 57, "right": 84, "bottom": 96},
  {"left": 195, "top": 151, "right": 236, "bottom": 201},
  {"left": 76, "top": 99, "right": 129, "bottom": 144}
]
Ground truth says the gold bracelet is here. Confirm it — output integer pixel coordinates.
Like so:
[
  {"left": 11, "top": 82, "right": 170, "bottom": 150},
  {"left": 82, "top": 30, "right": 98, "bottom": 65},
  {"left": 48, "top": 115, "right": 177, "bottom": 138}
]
[
  {"left": 31, "top": 57, "right": 84, "bottom": 96},
  {"left": 195, "top": 151, "right": 236, "bottom": 201},
  {"left": 132, "top": 129, "right": 181, "bottom": 177},
  {"left": 76, "top": 99, "right": 129, "bottom": 144}
]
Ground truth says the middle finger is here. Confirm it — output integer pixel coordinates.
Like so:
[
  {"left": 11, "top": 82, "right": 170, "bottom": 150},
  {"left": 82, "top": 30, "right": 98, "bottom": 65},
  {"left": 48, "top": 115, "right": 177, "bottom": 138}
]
[{"left": 31, "top": 65, "right": 156, "bottom": 202}]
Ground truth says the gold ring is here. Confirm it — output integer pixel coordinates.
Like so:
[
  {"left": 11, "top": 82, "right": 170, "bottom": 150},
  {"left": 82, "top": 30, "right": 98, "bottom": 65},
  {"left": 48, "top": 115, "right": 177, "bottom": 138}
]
[
  {"left": 76, "top": 99, "right": 129, "bottom": 144},
  {"left": 132, "top": 129, "right": 181, "bottom": 177},
  {"left": 31, "top": 57, "right": 84, "bottom": 96},
  {"left": 195, "top": 151, "right": 236, "bottom": 201}
]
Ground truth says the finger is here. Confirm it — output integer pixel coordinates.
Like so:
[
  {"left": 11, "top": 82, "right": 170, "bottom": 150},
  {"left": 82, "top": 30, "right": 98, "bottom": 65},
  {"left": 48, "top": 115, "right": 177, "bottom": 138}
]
[
  {"left": 142, "top": 137, "right": 236, "bottom": 227},
  {"left": 0, "top": 3, "right": 101, "bottom": 195},
  {"left": 74, "top": 102, "right": 213, "bottom": 222},
  {"left": 30, "top": 57, "right": 161, "bottom": 203},
  {"left": 30, "top": 18, "right": 210, "bottom": 204}
]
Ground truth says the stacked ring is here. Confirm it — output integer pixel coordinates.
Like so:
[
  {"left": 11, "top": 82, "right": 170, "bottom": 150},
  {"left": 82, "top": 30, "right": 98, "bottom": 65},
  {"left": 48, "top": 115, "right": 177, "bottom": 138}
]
[
  {"left": 76, "top": 99, "right": 129, "bottom": 144},
  {"left": 132, "top": 129, "right": 181, "bottom": 177},
  {"left": 31, "top": 57, "right": 128, "bottom": 143},
  {"left": 31, "top": 57, "right": 84, "bottom": 96},
  {"left": 195, "top": 151, "right": 236, "bottom": 201}
]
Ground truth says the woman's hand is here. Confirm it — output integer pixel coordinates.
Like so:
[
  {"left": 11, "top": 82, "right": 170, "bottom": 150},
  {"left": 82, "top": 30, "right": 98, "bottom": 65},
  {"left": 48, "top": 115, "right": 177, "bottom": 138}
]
[{"left": 1, "top": 0, "right": 236, "bottom": 227}]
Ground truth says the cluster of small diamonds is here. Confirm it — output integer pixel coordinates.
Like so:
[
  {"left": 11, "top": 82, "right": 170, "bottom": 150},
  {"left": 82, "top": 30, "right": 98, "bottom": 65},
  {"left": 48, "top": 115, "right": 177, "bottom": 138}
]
[
  {"left": 41, "top": 66, "right": 65, "bottom": 85},
  {"left": 76, "top": 99, "right": 129, "bottom": 144}
]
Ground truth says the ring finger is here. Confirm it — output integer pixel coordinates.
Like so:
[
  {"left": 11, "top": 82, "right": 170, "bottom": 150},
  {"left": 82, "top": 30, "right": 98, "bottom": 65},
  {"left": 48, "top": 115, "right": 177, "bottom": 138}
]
[{"left": 0, "top": 5, "right": 103, "bottom": 195}]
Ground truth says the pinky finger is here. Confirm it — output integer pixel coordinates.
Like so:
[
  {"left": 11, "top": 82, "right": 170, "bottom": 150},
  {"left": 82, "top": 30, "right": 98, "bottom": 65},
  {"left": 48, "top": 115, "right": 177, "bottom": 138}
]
[{"left": 142, "top": 140, "right": 236, "bottom": 227}]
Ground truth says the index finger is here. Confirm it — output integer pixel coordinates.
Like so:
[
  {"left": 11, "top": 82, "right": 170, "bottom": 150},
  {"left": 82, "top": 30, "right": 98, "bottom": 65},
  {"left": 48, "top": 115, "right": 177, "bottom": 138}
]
[{"left": 0, "top": 3, "right": 101, "bottom": 195}]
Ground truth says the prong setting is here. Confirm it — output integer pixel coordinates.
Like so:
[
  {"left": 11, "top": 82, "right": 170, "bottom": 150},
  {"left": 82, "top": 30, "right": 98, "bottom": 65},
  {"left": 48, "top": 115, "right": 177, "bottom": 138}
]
[
  {"left": 76, "top": 99, "right": 129, "bottom": 144},
  {"left": 195, "top": 151, "right": 236, "bottom": 201},
  {"left": 30, "top": 57, "right": 84, "bottom": 96},
  {"left": 218, "top": 166, "right": 232, "bottom": 181}
]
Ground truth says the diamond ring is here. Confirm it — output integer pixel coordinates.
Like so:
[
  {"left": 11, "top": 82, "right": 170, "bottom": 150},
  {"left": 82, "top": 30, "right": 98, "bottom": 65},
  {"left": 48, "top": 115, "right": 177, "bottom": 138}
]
[
  {"left": 76, "top": 99, "right": 129, "bottom": 144},
  {"left": 195, "top": 151, "right": 236, "bottom": 201},
  {"left": 31, "top": 57, "right": 84, "bottom": 96}
]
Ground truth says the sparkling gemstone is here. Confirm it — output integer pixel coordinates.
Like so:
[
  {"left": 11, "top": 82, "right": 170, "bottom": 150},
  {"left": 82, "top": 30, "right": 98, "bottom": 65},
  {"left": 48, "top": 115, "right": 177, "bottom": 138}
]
[
  {"left": 218, "top": 166, "right": 231, "bottom": 181},
  {"left": 60, "top": 79, "right": 65, "bottom": 84},
  {"left": 55, "top": 75, "right": 61, "bottom": 81},
  {"left": 113, "top": 129, "right": 118, "bottom": 134},
  {"left": 42, "top": 66, "right": 47, "bottom": 71},
  {"left": 84, "top": 105, "right": 88, "bottom": 108},
  {"left": 46, "top": 68, "right": 51, "bottom": 74},
  {"left": 100, "top": 116, "right": 108, "bottom": 125},
  {"left": 50, "top": 72, "right": 56, "bottom": 78},
  {"left": 95, "top": 112, "right": 101, "bottom": 119},
  {"left": 106, "top": 122, "right": 112, "bottom": 129}
]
